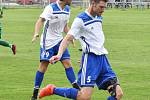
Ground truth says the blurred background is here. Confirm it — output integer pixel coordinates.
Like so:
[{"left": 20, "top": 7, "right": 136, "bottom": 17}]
[{"left": 0, "top": 0, "right": 150, "bottom": 9}]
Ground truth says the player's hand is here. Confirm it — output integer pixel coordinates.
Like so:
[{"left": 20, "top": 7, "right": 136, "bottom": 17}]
[
  {"left": 49, "top": 55, "right": 61, "bottom": 64},
  {"left": 32, "top": 33, "right": 39, "bottom": 43}
]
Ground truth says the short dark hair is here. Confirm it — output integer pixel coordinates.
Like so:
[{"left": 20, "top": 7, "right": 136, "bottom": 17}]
[{"left": 90, "top": 0, "right": 108, "bottom": 4}]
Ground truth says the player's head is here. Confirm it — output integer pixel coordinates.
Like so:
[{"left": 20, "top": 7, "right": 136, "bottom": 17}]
[
  {"left": 89, "top": 0, "right": 107, "bottom": 16},
  {"left": 60, "top": 0, "right": 72, "bottom": 6}
]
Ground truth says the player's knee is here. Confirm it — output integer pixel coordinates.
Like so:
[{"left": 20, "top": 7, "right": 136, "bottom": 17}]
[
  {"left": 115, "top": 85, "right": 123, "bottom": 100},
  {"left": 77, "top": 93, "right": 91, "bottom": 100},
  {"left": 80, "top": 96, "right": 91, "bottom": 100},
  {"left": 38, "top": 61, "right": 49, "bottom": 73},
  {"left": 104, "top": 77, "right": 123, "bottom": 100},
  {"left": 38, "top": 66, "right": 47, "bottom": 73},
  {"left": 61, "top": 59, "right": 72, "bottom": 68},
  {"left": 77, "top": 88, "right": 92, "bottom": 100},
  {"left": 117, "top": 91, "right": 123, "bottom": 99}
]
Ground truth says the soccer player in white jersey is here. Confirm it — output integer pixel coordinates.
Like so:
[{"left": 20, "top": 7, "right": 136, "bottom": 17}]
[
  {"left": 31, "top": 0, "right": 80, "bottom": 100},
  {"left": 39, "top": 0, "right": 123, "bottom": 100}
]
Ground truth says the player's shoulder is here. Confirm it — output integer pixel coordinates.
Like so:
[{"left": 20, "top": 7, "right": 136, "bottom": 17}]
[
  {"left": 49, "top": 2, "right": 60, "bottom": 11},
  {"left": 77, "top": 12, "right": 92, "bottom": 23},
  {"left": 48, "top": 2, "right": 70, "bottom": 12}
]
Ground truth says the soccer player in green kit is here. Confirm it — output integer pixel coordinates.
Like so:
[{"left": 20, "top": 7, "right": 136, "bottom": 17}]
[{"left": 0, "top": 7, "right": 16, "bottom": 55}]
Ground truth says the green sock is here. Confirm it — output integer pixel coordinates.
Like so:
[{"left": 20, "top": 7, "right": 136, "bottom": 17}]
[{"left": 0, "top": 39, "right": 11, "bottom": 48}]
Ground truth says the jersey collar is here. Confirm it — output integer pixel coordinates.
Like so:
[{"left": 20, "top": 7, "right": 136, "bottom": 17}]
[
  {"left": 85, "top": 10, "right": 95, "bottom": 19},
  {"left": 56, "top": 0, "right": 66, "bottom": 11}
]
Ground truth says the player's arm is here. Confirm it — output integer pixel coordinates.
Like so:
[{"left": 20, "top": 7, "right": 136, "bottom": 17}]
[
  {"left": 64, "top": 23, "right": 75, "bottom": 47},
  {"left": 32, "top": 17, "right": 45, "bottom": 43},
  {"left": 32, "top": 5, "right": 51, "bottom": 43},
  {"left": 58, "top": 33, "right": 74, "bottom": 57},
  {"left": 50, "top": 17, "right": 82, "bottom": 64},
  {"left": 64, "top": 23, "right": 70, "bottom": 33},
  {"left": 50, "top": 34, "right": 74, "bottom": 64},
  {"left": 61, "top": 18, "right": 82, "bottom": 53}
]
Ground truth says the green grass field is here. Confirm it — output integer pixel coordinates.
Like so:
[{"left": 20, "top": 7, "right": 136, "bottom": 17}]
[{"left": 0, "top": 7, "right": 150, "bottom": 100}]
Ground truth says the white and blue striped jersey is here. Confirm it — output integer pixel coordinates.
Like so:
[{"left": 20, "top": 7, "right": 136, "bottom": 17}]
[
  {"left": 68, "top": 11, "right": 108, "bottom": 55},
  {"left": 40, "top": 2, "right": 70, "bottom": 50}
]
